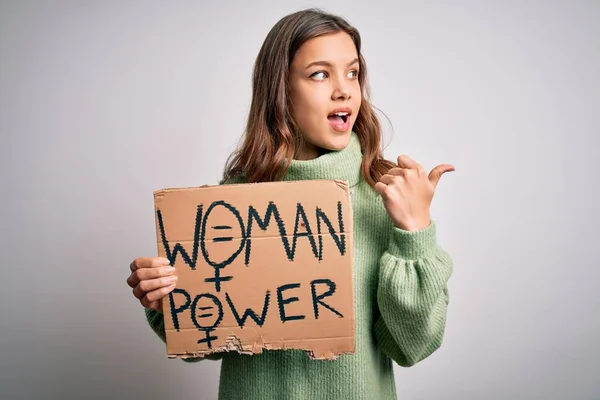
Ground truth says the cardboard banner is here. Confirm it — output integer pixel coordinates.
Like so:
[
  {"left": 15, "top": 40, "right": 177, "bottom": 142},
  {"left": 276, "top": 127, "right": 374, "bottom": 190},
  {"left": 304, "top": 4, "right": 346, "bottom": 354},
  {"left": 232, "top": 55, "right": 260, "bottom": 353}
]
[{"left": 153, "top": 179, "right": 355, "bottom": 360}]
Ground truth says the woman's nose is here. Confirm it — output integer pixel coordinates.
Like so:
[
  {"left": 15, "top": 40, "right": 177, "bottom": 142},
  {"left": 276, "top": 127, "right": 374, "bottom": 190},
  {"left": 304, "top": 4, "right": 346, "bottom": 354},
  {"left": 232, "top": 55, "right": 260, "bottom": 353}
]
[{"left": 331, "top": 86, "right": 351, "bottom": 100}]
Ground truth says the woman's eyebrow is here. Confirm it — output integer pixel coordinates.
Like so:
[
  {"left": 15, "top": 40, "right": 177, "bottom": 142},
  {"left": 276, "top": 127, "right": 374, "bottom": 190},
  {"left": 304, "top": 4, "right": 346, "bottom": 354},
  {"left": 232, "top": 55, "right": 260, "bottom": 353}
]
[{"left": 305, "top": 58, "right": 359, "bottom": 70}]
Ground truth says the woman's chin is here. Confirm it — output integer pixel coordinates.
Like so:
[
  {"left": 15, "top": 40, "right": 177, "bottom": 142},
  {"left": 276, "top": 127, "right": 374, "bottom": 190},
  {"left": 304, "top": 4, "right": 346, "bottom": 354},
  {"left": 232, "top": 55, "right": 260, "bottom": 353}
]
[
  {"left": 320, "top": 132, "right": 352, "bottom": 152},
  {"left": 297, "top": 130, "right": 353, "bottom": 159}
]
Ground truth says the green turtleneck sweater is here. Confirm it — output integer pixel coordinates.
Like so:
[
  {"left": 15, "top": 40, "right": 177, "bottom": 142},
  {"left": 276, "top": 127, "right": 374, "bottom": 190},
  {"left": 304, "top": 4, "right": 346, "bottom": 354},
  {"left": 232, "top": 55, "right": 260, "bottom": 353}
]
[{"left": 144, "top": 132, "right": 453, "bottom": 399}]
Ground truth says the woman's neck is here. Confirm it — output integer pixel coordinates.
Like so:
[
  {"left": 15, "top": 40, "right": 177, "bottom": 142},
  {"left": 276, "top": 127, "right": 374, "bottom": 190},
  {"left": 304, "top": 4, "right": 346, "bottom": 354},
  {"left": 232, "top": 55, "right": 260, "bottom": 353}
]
[
  {"left": 284, "top": 131, "right": 363, "bottom": 187},
  {"left": 294, "top": 142, "right": 332, "bottom": 160}
]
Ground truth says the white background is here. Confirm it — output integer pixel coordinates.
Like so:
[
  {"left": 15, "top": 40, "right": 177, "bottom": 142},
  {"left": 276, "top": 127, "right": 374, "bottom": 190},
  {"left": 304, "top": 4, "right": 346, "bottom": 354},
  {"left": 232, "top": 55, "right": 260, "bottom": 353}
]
[{"left": 1, "top": 1, "right": 599, "bottom": 399}]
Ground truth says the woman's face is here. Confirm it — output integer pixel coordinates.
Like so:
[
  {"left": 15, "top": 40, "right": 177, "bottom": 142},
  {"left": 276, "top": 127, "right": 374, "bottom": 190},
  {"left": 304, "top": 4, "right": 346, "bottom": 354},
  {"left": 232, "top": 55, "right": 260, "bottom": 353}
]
[{"left": 288, "top": 32, "right": 362, "bottom": 160}]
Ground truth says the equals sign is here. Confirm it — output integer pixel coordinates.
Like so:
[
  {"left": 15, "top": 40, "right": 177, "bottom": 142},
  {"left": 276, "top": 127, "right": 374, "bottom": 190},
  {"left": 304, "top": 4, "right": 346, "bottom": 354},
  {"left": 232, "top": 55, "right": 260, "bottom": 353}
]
[
  {"left": 197, "top": 306, "right": 214, "bottom": 318},
  {"left": 213, "top": 225, "right": 233, "bottom": 242}
]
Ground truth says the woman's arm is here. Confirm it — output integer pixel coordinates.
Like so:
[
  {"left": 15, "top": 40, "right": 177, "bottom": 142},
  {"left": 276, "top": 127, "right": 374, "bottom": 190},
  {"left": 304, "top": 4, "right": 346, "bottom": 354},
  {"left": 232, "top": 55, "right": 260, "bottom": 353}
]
[{"left": 373, "top": 221, "right": 453, "bottom": 367}]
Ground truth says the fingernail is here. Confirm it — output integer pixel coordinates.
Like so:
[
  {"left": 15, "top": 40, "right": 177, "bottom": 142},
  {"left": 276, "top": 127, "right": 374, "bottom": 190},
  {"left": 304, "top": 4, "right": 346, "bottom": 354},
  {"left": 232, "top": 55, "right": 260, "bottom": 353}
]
[
  {"left": 159, "top": 258, "right": 171, "bottom": 266},
  {"left": 168, "top": 275, "right": 178, "bottom": 283},
  {"left": 166, "top": 266, "right": 175, "bottom": 273}
]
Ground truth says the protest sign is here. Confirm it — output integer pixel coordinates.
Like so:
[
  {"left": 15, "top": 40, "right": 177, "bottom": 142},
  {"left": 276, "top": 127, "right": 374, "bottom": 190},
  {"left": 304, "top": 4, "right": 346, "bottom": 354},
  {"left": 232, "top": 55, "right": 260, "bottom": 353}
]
[{"left": 153, "top": 179, "right": 355, "bottom": 360}]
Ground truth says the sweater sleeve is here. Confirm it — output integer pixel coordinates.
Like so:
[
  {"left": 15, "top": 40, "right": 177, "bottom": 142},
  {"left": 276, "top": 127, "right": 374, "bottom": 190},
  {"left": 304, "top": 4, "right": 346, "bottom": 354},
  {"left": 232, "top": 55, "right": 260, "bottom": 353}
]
[
  {"left": 373, "top": 220, "right": 453, "bottom": 367},
  {"left": 144, "top": 174, "right": 248, "bottom": 362}
]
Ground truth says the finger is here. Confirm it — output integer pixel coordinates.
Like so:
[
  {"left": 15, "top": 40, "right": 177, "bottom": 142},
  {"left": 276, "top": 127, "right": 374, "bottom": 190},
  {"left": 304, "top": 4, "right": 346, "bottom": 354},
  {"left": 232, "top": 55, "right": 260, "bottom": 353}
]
[
  {"left": 386, "top": 167, "right": 423, "bottom": 178},
  {"left": 143, "top": 299, "right": 161, "bottom": 311},
  {"left": 428, "top": 164, "right": 455, "bottom": 188},
  {"left": 374, "top": 181, "right": 387, "bottom": 196},
  {"left": 130, "top": 256, "right": 170, "bottom": 273},
  {"left": 386, "top": 167, "right": 407, "bottom": 176},
  {"left": 397, "top": 155, "right": 420, "bottom": 170},
  {"left": 127, "top": 265, "right": 175, "bottom": 288},
  {"left": 379, "top": 174, "right": 401, "bottom": 185},
  {"left": 132, "top": 275, "right": 178, "bottom": 299},
  {"left": 142, "top": 283, "right": 177, "bottom": 305}
]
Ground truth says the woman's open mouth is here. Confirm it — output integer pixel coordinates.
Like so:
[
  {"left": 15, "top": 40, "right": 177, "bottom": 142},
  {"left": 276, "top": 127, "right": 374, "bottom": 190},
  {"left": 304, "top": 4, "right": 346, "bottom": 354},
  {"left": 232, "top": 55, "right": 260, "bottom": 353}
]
[{"left": 327, "top": 109, "right": 352, "bottom": 132}]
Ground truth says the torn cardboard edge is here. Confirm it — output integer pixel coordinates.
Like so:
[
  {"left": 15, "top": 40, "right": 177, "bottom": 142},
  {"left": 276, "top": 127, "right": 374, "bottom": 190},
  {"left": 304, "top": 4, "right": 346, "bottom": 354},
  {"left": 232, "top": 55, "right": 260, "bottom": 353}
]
[{"left": 166, "top": 334, "right": 356, "bottom": 361}]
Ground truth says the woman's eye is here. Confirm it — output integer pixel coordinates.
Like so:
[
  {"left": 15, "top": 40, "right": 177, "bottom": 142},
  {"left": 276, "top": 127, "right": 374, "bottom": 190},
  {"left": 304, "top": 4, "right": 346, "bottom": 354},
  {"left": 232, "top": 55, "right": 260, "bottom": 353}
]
[
  {"left": 348, "top": 70, "right": 359, "bottom": 79},
  {"left": 310, "top": 71, "right": 327, "bottom": 80}
]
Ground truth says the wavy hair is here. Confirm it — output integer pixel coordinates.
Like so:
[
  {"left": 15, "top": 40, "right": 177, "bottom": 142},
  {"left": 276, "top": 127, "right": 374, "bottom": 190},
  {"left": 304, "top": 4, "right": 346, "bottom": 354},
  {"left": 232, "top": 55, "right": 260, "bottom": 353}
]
[{"left": 221, "top": 8, "right": 395, "bottom": 186}]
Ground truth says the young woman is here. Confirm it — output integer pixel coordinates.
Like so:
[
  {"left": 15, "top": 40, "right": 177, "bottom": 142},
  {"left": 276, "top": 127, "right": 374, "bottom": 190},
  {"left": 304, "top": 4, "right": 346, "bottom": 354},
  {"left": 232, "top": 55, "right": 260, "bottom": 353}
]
[{"left": 127, "top": 8, "right": 454, "bottom": 400}]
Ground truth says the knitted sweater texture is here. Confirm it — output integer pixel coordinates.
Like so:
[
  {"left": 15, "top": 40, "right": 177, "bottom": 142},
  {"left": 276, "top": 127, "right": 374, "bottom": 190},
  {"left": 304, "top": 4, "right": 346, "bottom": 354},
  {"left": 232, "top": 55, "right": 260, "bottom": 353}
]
[{"left": 145, "top": 132, "right": 453, "bottom": 399}]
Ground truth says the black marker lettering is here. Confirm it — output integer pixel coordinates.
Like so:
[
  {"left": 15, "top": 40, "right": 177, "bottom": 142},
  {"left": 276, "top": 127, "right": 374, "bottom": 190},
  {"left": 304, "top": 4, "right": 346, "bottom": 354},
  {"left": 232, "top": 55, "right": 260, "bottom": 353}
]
[
  {"left": 168, "top": 288, "right": 191, "bottom": 331},
  {"left": 311, "top": 279, "right": 343, "bottom": 319},
  {"left": 191, "top": 293, "right": 224, "bottom": 349},
  {"left": 202, "top": 201, "right": 245, "bottom": 292},
  {"left": 276, "top": 283, "right": 305, "bottom": 322},
  {"left": 316, "top": 201, "right": 347, "bottom": 260},
  {"left": 157, "top": 205, "right": 204, "bottom": 270},
  {"left": 225, "top": 291, "right": 271, "bottom": 328},
  {"left": 245, "top": 202, "right": 289, "bottom": 265},
  {"left": 291, "top": 203, "right": 319, "bottom": 260}
]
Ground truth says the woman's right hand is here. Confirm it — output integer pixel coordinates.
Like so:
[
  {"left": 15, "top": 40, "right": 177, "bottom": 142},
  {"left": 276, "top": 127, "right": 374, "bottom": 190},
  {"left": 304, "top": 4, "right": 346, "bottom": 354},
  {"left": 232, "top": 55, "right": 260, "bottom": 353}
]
[{"left": 127, "top": 257, "right": 178, "bottom": 312}]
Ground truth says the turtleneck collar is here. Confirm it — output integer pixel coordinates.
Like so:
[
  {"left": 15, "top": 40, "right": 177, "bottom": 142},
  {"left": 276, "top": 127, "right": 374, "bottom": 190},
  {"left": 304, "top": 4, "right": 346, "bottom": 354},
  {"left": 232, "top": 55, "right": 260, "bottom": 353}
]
[{"left": 284, "top": 131, "right": 363, "bottom": 187}]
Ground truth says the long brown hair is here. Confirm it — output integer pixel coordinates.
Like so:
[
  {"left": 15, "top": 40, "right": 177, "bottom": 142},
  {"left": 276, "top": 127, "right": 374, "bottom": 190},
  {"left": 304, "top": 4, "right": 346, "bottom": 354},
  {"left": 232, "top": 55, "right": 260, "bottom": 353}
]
[{"left": 221, "top": 8, "right": 395, "bottom": 186}]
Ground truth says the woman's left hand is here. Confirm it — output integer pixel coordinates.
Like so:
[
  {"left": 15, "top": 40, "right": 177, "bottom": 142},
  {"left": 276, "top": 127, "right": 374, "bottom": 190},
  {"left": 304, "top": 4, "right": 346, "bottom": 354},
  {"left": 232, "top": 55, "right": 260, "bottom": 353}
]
[{"left": 374, "top": 155, "right": 455, "bottom": 231}]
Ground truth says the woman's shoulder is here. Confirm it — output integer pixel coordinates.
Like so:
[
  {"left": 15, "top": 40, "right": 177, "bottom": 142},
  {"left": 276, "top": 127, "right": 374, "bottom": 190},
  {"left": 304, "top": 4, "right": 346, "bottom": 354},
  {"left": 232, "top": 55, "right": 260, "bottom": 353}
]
[{"left": 353, "top": 179, "right": 390, "bottom": 220}]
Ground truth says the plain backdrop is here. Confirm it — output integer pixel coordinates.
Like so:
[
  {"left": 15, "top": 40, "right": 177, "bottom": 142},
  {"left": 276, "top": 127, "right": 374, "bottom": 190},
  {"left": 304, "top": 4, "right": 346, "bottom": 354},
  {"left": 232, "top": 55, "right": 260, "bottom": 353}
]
[{"left": 1, "top": 1, "right": 599, "bottom": 399}]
